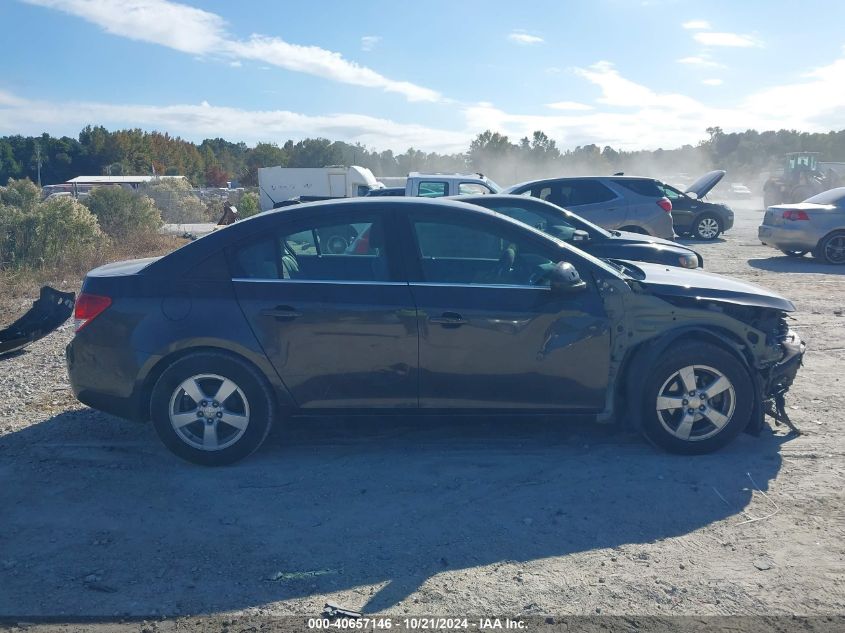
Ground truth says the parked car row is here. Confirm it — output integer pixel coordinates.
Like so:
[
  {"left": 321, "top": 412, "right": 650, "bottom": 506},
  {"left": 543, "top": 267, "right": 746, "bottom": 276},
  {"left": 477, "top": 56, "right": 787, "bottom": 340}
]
[{"left": 370, "top": 170, "right": 736, "bottom": 243}]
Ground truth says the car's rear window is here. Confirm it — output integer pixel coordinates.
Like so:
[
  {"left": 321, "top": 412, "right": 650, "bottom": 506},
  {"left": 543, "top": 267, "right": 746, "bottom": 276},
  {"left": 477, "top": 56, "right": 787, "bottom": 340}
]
[{"left": 611, "top": 179, "right": 663, "bottom": 198}]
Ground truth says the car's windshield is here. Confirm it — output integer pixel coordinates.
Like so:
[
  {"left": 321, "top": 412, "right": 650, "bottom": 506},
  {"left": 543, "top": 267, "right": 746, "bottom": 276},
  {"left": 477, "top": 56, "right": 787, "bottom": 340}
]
[
  {"left": 483, "top": 177, "right": 502, "bottom": 193},
  {"left": 803, "top": 188, "right": 845, "bottom": 205}
]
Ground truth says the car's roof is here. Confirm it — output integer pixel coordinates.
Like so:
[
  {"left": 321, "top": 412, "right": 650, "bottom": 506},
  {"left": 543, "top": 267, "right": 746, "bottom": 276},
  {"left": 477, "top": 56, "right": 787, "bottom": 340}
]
[{"left": 504, "top": 175, "right": 658, "bottom": 190}]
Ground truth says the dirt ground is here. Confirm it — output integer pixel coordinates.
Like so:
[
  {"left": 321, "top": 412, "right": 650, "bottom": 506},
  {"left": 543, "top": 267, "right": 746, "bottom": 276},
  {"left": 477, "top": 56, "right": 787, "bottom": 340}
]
[{"left": 0, "top": 199, "right": 843, "bottom": 631}]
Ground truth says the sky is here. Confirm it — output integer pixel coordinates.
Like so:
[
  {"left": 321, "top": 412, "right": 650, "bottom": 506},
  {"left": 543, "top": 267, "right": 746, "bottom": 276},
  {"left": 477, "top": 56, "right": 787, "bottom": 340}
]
[{"left": 1, "top": 0, "right": 845, "bottom": 154}]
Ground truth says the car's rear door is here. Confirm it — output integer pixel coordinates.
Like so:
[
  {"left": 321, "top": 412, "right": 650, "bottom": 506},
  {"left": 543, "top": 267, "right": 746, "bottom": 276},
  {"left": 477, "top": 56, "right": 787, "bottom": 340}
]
[
  {"left": 229, "top": 206, "right": 418, "bottom": 409},
  {"left": 563, "top": 179, "right": 628, "bottom": 229},
  {"left": 397, "top": 207, "right": 611, "bottom": 410}
]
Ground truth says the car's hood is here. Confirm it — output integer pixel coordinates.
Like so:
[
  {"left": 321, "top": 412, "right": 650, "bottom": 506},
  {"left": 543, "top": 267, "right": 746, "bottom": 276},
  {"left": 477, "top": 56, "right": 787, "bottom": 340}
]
[
  {"left": 626, "top": 261, "right": 794, "bottom": 311},
  {"left": 613, "top": 231, "right": 681, "bottom": 248},
  {"left": 685, "top": 170, "right": 726, "bottom": 199}
]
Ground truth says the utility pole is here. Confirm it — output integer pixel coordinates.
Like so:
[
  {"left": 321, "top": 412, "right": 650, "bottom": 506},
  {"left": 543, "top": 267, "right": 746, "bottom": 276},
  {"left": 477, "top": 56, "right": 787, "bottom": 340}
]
[{"left": 35, "top": 142, "right": 42, "bottom": 187}]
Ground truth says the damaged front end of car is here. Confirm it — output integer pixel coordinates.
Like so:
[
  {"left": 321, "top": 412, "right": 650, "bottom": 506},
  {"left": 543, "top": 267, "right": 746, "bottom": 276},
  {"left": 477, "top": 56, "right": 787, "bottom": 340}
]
[{"left": 595, "top": 265, "right": 806, "bottom": 436}]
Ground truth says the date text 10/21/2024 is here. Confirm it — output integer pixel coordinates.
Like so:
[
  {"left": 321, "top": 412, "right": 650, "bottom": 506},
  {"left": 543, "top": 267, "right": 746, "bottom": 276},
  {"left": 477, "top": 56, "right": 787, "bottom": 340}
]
[{"left": 307, "top": 617, "right": 528, "bottom": 630}]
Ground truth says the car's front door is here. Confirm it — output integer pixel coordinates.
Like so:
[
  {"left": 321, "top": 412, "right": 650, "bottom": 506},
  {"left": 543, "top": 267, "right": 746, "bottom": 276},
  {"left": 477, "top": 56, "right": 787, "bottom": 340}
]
[
  {"left": 230, "top": 207, "right": 418, "bottom": 408},
  {"left": 660, "top": 184, "right": 695, "bottom": 230},
  {"left": 399, "top": 209, "right": 612, "bottom": 410}
]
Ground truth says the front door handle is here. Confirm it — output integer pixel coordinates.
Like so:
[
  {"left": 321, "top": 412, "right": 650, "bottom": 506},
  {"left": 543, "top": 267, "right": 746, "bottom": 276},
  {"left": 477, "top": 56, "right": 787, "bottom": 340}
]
[
  {"left": 429, "top": 312, "right": 466, "bottom": 327},
  {"left": 261, "top": 305, "right": 302, "bottom": 320}
]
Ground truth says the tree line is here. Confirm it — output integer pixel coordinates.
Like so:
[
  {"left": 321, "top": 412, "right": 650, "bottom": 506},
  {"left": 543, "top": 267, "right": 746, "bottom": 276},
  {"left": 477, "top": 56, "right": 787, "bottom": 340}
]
[{"left": 3, "top": 125, "right": 845, "bottom": 189}]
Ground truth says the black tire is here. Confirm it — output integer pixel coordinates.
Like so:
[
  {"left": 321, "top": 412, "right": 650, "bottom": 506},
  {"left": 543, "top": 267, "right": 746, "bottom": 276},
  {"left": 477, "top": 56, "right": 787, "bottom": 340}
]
[
  {"left": 780, "top": 249, "right": 809, "bottom": 258},
  {"left": 640, "top": 342, "right": 753, "bottom": 455},
  {"left": 816, "top": 230, "right": 845, "bottom": 265},
  {"left": 692, "top": 214, "right": 722, "bottom": 240},
  {"left": 151, "top": 351, "right": 275, "bottom": 465}
]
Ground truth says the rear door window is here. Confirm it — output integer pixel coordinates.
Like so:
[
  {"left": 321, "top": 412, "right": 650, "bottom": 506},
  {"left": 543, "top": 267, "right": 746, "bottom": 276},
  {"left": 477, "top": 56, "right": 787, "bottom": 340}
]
[
  {"left": 231, "top": 213, "right": 392, "bottom": 282},
  {"left": 611, "top": 179, "right": 663, "bottom": 198},
  {"left": 568, "top": 180, "right": 618, "bottom": 205}
]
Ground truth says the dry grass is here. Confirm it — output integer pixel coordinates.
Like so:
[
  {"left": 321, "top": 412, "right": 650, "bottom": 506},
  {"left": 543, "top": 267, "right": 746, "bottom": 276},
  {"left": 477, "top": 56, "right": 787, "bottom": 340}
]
[{"left": 0, "top": 231, "right": 185, "bottom": 322}]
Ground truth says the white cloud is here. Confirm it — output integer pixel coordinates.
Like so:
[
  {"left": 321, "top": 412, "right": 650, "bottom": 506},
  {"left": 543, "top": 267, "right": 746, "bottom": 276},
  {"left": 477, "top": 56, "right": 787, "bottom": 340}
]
[
  {"left": 0, "top": 91, "right": 468, "bottom": 152},
  {"left": 677, "top": 55, "right": 725, "bottom": 68},
  {"left": 507, "top": 31, "right": 544, "bottom": 45},
  {"left": 545, "top": 101, "right": 594, "bottom": 111},
  {"left": 24, "top": 0, "right": 226, "bottom": 54},
  {"left": 702, "top": 78, "right": 723, "bottom": 86},
  {"left": 461, "top": 54, "right": 845, "bottom": 150},
  {"left": 360, "top": 35, "right": 381, "bottom": 52},
  {"left": 682, "top": 20, "right": 711, "bottom": 30},
  {"left": 228, "top": 60, "right": 242, "bottom": 68},
  {"left": 22, "top": 0, "right": 440, "bottom": 102},
  {"left": 693, "top": 31, "right": 761, "bottom": 48}
]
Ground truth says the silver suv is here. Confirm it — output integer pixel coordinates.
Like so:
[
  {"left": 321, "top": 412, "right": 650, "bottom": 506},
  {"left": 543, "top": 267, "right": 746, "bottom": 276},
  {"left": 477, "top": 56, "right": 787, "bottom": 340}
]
[{"left": 503, "top": 176, "right": 674, "bottom": 240}]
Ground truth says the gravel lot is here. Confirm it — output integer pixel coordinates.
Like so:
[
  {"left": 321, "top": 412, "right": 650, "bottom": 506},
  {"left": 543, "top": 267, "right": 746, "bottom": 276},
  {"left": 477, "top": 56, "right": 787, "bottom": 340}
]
[{"left": 1, "top": 199, "right": 843, "bottom": 630}]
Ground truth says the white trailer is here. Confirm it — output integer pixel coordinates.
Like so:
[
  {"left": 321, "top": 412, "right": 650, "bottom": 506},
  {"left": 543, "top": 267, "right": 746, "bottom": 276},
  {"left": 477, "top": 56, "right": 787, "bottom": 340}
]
[{"left": 258, "top": 166, "right": 384, "bottom": 211}]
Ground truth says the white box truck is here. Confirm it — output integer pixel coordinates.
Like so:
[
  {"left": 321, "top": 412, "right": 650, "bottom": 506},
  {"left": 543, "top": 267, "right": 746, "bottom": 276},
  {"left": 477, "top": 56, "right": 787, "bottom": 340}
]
[{"left": 258, "top": 166, "right": 384, "bottom": 211}]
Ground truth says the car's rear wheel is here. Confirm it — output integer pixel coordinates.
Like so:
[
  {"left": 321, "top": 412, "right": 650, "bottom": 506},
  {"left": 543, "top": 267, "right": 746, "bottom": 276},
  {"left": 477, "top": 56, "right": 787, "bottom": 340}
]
[
  {"left": 816, "top": 231, "right": 845, "bottom": 265},
  {"left": 693, "top": 214, "right": 722, "bottom": 240},
  {"left": 151, "top": 352, "right": 274, "bottom": 465},
  {"left": 781, "top": 249, "right": 809, "bottom": 258},
  {"left": 641, "top": 342, "right": 752, "bottom": 454}
]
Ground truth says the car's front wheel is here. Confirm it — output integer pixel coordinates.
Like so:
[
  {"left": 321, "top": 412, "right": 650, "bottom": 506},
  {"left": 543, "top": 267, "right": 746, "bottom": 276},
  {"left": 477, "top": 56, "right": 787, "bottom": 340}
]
[
  {"left": 641, "top": 342, "right": 752, "bottom": 454},
  {"left": 692, "top": 214, "right": 722, "bottom": 240},
  {"left": 151, "top": 352, "right": 275, "bottom": 465}
]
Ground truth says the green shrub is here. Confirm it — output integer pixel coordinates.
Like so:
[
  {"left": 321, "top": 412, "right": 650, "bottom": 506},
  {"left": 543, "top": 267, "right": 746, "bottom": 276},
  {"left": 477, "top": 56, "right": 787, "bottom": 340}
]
[
  {"left": 0, "top": 197, "right": 104, "bottom": 270},
  {"left": 84, "top": 186, "right": 162, "bottom": 238},
  {"left": 238, "top": 191, "right": 260, "bottom": 218},
  {"left": 0, "top": 178, "right": 41, "bottom": 212}
]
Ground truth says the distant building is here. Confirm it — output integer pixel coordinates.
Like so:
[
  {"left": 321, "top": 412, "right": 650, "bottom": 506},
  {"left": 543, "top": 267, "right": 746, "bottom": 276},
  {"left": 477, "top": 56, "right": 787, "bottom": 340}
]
[
  {"left": 42, "top": 175, "right": 188, "bottom": 199},
  {"left": 66, "top": 175, "right": 188, "bottom": 189}
]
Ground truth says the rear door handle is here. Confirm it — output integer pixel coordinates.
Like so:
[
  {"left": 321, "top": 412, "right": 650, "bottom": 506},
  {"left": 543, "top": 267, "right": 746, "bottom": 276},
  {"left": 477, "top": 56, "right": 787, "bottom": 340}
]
[
  {"left": 429, "top": 312, "right": 466, "bottom": 327},
  {"left": 261, "top": 305, "right": 302, "bottom": 320}
]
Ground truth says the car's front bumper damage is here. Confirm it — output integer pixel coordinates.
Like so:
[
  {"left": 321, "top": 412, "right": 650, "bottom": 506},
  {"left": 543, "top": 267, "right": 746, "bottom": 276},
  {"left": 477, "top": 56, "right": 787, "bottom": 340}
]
[{"left": 761, "top": 329, "right": 805, "bottom": 434}]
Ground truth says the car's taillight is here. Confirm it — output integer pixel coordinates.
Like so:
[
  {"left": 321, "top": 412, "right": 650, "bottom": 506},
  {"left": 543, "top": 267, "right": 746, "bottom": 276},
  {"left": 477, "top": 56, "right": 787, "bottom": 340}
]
[
  {"left": 783, "top": 209, "right": 810, "bottom": 221},
  {"left": 74, "top": 293, "right": 112, "bottom": 332},
  {"left": 657, "top": 197, "right": 672, "bottom": 213}
]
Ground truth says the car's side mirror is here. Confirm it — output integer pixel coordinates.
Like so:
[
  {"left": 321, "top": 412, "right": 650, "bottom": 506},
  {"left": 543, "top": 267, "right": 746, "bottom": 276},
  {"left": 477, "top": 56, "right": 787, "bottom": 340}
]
[
  {"left": 571, "top": 229, "right": 590, "bottom": 243},
  {"left": 549, "top": 261, "right": 587, "bottom": 293}
]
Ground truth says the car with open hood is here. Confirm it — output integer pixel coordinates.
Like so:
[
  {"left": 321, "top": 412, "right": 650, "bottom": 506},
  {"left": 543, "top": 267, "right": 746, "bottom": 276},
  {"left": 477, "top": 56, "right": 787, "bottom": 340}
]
[
  {"left": 657, "top": 170, "right": 735, "bottom": 240},
  {"left": 759, "top": 186, "right": 845, "bottom": 263},
  {"left": 451, "top": 194, "right": 703, "bottom": 269},
  {"left": 66, "top": 198, "right": 804, "bottom": 465}
]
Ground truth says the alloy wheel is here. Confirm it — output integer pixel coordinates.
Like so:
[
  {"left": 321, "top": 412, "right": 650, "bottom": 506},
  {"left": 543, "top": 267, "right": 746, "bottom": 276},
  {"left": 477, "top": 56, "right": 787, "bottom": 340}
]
[
  {"left": 696, "top": 217, "right": 720, "bottom": 240},
  {"left": 655, "top": 364, "right": 736, "bottom": 442},
  {"left": 168, "top": 373, "right": 250, "bottom": 451},
  {"left": 824, "top": 235, "right": 845, "bottom": 264}
]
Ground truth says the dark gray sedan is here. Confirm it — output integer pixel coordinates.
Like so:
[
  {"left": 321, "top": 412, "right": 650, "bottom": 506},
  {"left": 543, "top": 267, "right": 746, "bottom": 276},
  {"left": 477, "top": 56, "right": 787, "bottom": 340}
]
[
  {"left": 452, "top": 194, "right": 703, "bottom": 268},
  {"left": 67, "top": 198, "right": 804, "bottom": 465}
]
